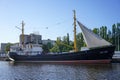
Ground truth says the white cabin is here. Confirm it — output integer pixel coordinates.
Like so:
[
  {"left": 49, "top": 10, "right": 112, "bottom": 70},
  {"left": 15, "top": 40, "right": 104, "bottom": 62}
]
[{"left": 10, "top": 44, "right": 43, "bottom": 55}]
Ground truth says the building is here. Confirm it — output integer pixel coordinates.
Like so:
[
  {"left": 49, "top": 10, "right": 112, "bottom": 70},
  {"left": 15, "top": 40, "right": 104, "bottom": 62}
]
[
  {"left": 20, "top": 33, "right": 55, "bottom": 46},
  {"left": 20, "top": 33, "right": 42, "bottom": 45},
  {"left": 0, "top": 43, "right": 7, "bottom": 52}
]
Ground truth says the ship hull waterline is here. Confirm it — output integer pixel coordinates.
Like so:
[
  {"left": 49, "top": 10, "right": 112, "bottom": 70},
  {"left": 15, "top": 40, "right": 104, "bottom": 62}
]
[{"left": 8, "top": 46, "right": 115, "bottom": 63}]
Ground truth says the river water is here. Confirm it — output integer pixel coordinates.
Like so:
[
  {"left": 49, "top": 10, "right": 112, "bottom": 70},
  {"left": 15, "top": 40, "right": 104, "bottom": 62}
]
[{"left": 0, "top": 61, "right": 120, "bottom": 80}]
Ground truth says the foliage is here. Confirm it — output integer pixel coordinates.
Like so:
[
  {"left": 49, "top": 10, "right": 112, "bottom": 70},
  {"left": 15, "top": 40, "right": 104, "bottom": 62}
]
[
  {"left": 76, "top": 33, "right": 85, "bottom": 50},
  {"left": 42, "top": 42, "right": 53, "bottom": 53},
  {"left": 92, "top": 23, "right": 120, "bottom": 51},
  {"left": 50, "top": 22, "right": 120, "bottom": 52},
  {"left": 5, "top": 43, "right": 13, "bottom": 53},
  {"left": 76, "top": 22, "right": 120, "bottom": 51},
  {"left": 93, "top": 28, "right": 99, "bottom": 35},
  {"left": 50, "top": 44, "right": 59, "bottom": 52},
  {"left": 50, "top": 34, "right": 73, "bottom": 52}
]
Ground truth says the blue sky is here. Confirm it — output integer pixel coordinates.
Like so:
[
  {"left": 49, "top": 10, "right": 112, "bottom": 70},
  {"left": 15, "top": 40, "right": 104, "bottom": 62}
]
[{"left": 0, "top": 0, "right": 120, "bottom": 43}]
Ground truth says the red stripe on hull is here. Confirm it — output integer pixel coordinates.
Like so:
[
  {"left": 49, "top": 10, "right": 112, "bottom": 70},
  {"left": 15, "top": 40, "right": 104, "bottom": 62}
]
[
  {"left": 64, "top": 59, "right": 111, "bottom": 64},
  {"left": 16, "top": 59, "right": 111, "bottom": 64}
]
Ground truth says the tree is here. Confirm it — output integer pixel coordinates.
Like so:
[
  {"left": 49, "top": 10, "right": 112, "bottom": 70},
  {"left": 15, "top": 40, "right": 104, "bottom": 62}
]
[
  {"left": 42, "top": 42, "right": 53, "bottom": 53},
  {"left": 76, "top": 33, "right": 85, "bottom": 50},
  {"left": 93, "top": 28, "right": 99, "bottom": 35},
  {"left": 5, "top": 43, "right": 13, "bottom": 53},
  {"left": 104, "top": 26, "right": 107, "bottom": 40},
  {"left": 100, "top": 27, "right": 104, "bottom": 38},
  {"left": 67, "top": 33, "right": 70, "bottom": 45},
  {"left": 107, "top": 30, "right": 112, "bottom": 43},
  {"left": 116, "top": 23, "right": 120, "bottom": 51},
  {"left": 50, "top": 37, "right": 62, "bottom": 52},
  {"left": 50, "top": 22, "right": 120, "bottom": 52},
  {"left": 47, "top": 42, "right": 53, "bottom": 50},
  {"left": 112, "top": 24, "right": 116, "bottom": 45},
  {"left": 99, "top": 26, "right": 107, "bottom": 39},
  {"left": 50, "top": 44, "right": 59, "bottom": 52},
  {"left": 50, "top": 34, "right": 73, "bottom": 53},
  {"left": 42, "top": 44, "right": 49, "bottom": 54}
]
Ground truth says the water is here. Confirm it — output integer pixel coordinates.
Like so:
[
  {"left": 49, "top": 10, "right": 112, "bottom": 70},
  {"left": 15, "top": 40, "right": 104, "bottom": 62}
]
[{"left": 0, "top": 61, "right": 120, "bottom": 80}]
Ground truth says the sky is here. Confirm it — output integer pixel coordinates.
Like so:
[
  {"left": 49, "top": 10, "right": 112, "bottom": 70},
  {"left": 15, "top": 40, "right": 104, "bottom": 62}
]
[{"left": 0, "top": 0, "right": 120, "bottom": 43}]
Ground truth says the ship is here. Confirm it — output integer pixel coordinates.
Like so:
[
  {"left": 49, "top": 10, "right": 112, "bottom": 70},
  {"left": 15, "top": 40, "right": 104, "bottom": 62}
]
[{"left": 8, "top": 10, "right": 115, "bottom": 63}]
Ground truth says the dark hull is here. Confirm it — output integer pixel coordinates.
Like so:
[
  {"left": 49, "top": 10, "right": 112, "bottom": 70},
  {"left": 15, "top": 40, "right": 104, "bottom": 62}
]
[{"left": 8, "top": 46, "right": 115, "bottom": 63}]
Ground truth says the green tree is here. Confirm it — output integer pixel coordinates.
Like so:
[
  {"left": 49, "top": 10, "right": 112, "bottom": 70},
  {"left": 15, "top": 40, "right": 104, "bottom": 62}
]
[
  {"left": 5, "top": 43, "right": 13, "bottom": 53},
  {"left": 100, "top": 27, "right": 104, "bottom": 38},
  {"left": 100, "top": 26, "right": 107, "bottom": 39},
  {"left": 50, "top": 37, "right": 62, "bottom": 52},
  {"left": 104, "top": 26, "right": 107, "bottom": 40},
  {"left": 62, "top": 34, "right": 73, "bottom": 52},
  {"left": 93, "top": 28, "right": 99, "bottom": 35},
  {"left": 67, "top": 33, "right": 70, "bottom": 45},
  {"left": 56, "top": 37, "right": 63, "bottom": 52},
  {"left": 42, "top": 44, "right": 49, "bottom": 54},
  {"left": 116, "top": 23, "right": 120, "bottom": 51},
  {"left": 107, "top": 30, "right": 112, "bottom": 43},
  {"left": 42, "top": 42, "right": 53, "bottom": 53},
  {"left": 112, "top": 24, "right": 117, "bottom": 46},
  {"left": 50, "top": 34, "right": 73, "bottom": 52},
  {"left": 50, "top": 44, "right": 59, "bottom": 52},
  {"left": 76, "top": 33, "right": 85, "bottom": 50}
]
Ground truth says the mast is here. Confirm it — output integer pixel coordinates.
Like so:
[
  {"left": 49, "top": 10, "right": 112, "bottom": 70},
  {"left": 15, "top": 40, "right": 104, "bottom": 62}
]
[
  {"left": 73, "top": 10, "right": 77, "bottom": 52},
  {"left": 21, "top": 21, "right": 25, "bottom": 48}
]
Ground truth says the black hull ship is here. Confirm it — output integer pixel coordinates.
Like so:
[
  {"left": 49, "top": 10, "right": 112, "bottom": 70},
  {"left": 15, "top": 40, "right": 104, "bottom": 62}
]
[
  {"left": 8, "top": 11, "right": 115, "bottom": 63},
  {"left": 9, "top": 46, "right": 115, "bottom": 63}
]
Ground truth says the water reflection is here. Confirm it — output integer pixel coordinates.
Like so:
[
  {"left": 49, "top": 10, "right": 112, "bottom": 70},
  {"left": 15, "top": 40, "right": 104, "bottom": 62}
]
[{"left": 0, "top": 61, "right": 120, "bottom": 80}]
